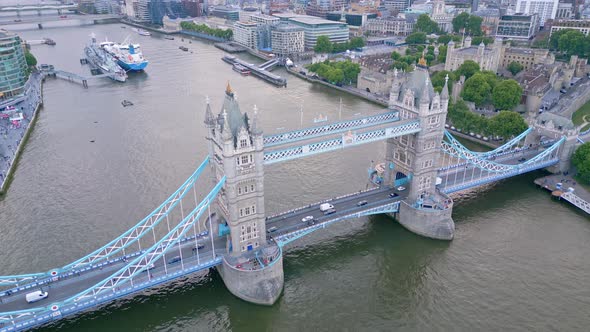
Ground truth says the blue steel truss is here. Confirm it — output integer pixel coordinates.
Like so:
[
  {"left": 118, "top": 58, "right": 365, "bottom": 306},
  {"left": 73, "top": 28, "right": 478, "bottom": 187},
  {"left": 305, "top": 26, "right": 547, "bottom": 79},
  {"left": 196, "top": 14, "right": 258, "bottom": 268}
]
[
  {"left": 444, "top": 128, "right": 532, "bottom": 157},
  {"left": 0, "top": 158, "right": 210, "bottom": 287},
  {"left": 274, "top": 200, "right": 401, "bottom": 247},
  {"left": 263, "top": 111, "right": 400, "bottom": 148},
  {"left": 440, "top": 137, "right": 564, "bottom": 173},
  {"left": 0, "top": 177, "right": 226, "bottom": 326},
  {"left": 264, "top": 120, "right": 421, "bottom": 164}
]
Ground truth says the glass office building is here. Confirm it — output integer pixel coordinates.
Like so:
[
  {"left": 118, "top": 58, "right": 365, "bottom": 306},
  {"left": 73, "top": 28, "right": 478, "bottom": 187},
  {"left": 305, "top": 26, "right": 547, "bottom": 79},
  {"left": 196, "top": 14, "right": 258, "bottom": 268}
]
[{"left": 0, "top": 30, "right": 28, "bottom": 102}]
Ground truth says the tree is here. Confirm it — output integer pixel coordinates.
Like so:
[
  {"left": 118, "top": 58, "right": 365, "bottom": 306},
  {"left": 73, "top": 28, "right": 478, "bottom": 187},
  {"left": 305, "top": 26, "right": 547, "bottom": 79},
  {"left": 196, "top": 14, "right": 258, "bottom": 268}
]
[
  {"left": 405, "top": 32, "right": 427, "bottom": 45},
  {"left": 391, "top": 51, "right": 402, "bottom": 61},
  {"left": 415, "top": 14, "right": 439, "bottom": 34},
  {"left": 532, "top": 37, "right": 549, "bottom": 49},
  {"left": 431, "top": 70, "right": 453, "bottom": 94},
  {"left": 507, "top": 62, "right": 524, "bottom": 76},
  {"left": 437, "top": 45, "right": 447, "bottom": 63},
  {"left": 456, "top": 60, "right": 480, "bottom": 79},
  {"left": 314, "top": 35, "right": 333, "bottom": 53},
  {"left": 462, "top": 73, "right": 492, "bottom": 106},
  {"left": 467, "top": 15, "right": 483, "bottom": 36},
  {"left": 572, "top": 143, "right": 590, "bottom": 184},
  {"left": 25, "top": 50, "right": 37, "bottom": 67},
  {"left": 452, "top": 12, "right": 470, "bottom": 33},
  {"left": 492, "top": 79, "right": 523, "bottom": 110},
  {"left": 488, "top": 111, "right": 528, "bottom": 139},
  {"left": 348, "top": 37, "right": 365, "bottom": 49}
]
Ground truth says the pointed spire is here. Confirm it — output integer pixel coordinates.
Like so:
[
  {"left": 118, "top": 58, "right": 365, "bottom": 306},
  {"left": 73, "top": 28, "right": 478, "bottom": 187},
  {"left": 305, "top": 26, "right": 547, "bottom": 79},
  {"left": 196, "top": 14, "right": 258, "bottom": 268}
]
[
  {"left": 225, "top": 81, "right": 233, "bottom": 96},
  {"left": 221, "top": 108, "right": 232, "bottom": 141},
  {"left": 441, "top": 74, "right": 449, "bottom": 99},
  {"left": 251, "top": 104, "right": 262, "bottom": 135},
  {"left": 205, "top": 96, "right": 215, "bottom": 126},
  {"left": 393, "top": 67, "right": 398, "bottom": 78},
  {"left": 420, "top": 75, "right": 430, "bottom": 104}
]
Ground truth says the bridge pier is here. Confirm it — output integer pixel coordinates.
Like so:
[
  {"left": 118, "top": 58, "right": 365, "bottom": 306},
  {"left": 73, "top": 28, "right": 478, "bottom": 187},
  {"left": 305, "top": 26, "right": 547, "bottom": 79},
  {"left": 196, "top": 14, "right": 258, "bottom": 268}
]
[
  {"left": 217, "top": 244, "right": 284, "bottom": 305},
  {"left": 395, "top": 200, "right": 454, "bottom": 240}
]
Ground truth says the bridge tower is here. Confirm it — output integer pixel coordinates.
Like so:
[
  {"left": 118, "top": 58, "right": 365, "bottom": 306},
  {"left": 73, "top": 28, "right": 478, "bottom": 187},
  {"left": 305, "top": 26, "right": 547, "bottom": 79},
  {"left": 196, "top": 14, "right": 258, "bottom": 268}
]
[
  {"left": 385, "top": 61, "right": 455, "bottom": 240},
  {"left": 204, "top": 83, "right": 284, "bottom": 305}
]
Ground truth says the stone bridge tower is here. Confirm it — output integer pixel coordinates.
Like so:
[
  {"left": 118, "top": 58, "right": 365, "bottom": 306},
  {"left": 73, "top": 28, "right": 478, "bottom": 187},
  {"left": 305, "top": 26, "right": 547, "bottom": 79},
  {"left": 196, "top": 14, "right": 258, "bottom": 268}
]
[
  {"left": 204, "top": 83, "right": 283, "bottom": 305},
  {"left": 384, "top": 61, "right": 455, "bottom": 240}
]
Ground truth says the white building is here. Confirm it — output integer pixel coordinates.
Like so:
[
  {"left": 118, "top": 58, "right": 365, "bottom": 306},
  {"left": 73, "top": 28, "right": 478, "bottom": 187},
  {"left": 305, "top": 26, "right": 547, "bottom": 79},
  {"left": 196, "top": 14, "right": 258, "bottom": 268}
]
[
  {"left": 271, "top": 23, "right": 305, "bottom": 57},
  {"left": 550, "top": 19, "right": 590, "bottom": 37},
  {"left": 365, "top": 16, "right": 413, "bottom": 36},
  {"left": 233, "top": 21, "right": 258, "bottom": 49},
  {"left": 515, "top": 0, "right": 558, "bottom": 26},
  {"left": 273, "top": 13, "right": 349, "bottom": 50},
  {"left": 430, "top": 0, "right": 453, "bottom": 33}
]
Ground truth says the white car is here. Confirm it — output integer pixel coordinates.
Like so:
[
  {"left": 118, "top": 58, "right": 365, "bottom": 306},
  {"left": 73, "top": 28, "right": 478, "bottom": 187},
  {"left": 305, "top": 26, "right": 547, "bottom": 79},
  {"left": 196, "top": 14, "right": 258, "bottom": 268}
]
[
  {"left": 301, "top": 216, "right": 314, "bottom": 223},
  {"left": 25, "top": 290, "right": 48, "bottom": 303},
  {"left": 397, "top": 186, "right": 406, "bottom": 191}
]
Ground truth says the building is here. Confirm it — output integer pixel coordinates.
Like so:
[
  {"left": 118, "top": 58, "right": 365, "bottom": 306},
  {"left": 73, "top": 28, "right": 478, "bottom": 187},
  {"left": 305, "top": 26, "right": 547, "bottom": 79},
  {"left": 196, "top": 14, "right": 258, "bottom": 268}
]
[
  {"left": 147, "top": 0, "right": 199, "bottom": 25},
  {"left": 382, "top": 0, "right": 412, "bottom": 13},
  {"left": 233, "top": 21, "right": 258, "bottom": 49},
  {"left": 496, "top": 13, "right": 540, "bottom": 40},
  {"left": 0, "top": 30, "right": 28, "bottom": 102},
  {"left": 271, "top": 23, "right": 305, "bottom": 57},
  {"left": 501, "top": 47, "right": 554, "bottom": 71},
  {"left": 305, "top": 0, "right": 345, "bottom": 19},
  {"left": 357, "top": 68, "right": 394, "bottom": 95},
  {"left": 444, "top": 37, "right": 503, "bottom": 72},
  {"left": 211, "top": 6, "right": 240, "bottom": 21},
  {"left": 550, "top": 19, "right": 590, "bottom": 36},
  {"left": 515, "top": 0, "right": 558, "bottom": 26},
  {"left": 326, "top": 12, "right": 378, "bottom": 26},
  {"left": 471, "top": 0, "right": 479, "bottom": 13},
  {"left": 365, "top": 16, "right": 413, "bottom": 36},
  {"left": 131, "top": 0, "right": 151, "bottom": 22},
  {"left": 555, "top": 2, "right": 574, "bottom": 19},
  {"left": 273, "top": 13, "right": 349, "bottom": 49},
  {"left": 430, "top": 0, "right": 454, "bottom": 33},
  {"left": 473, "top": 8, "right": 501, "bottom": 35},
  {"left": 250, "top": 14, "right": 279, "bottom": 50}
]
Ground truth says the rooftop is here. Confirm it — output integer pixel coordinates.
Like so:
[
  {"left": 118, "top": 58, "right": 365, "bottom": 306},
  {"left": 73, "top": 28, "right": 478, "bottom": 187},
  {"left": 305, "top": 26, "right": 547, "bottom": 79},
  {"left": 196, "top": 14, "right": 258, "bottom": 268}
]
[{"left": 273, "top": 13, "right": 348, "bottom": 26}]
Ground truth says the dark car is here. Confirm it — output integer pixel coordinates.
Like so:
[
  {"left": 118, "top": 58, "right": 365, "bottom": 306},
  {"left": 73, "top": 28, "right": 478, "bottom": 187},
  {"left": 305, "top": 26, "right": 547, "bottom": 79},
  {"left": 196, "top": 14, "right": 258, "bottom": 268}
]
[
  {"left": 357, "top": 200, "right": 368, "bottom": 206},
  {"left": 518, "top": 157, "right": 527, "bottom": 162},
  {"left": 389, "top": 192, "right": 399, "bottom": 198},
  {"left": 167, "top": 256, "right": 182, "bottom": 264},
  {"left": 323, "top": 208, "right": 336, "bottom": 215},
  {"left": 192, "top": 244, "right": 205, "bottom": 251}
]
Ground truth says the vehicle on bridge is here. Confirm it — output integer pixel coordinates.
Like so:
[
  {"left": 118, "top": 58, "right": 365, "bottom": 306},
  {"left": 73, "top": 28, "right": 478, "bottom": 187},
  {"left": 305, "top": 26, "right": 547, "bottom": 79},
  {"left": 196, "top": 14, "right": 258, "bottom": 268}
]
[
  {"left": 319, "top": 203, "right": 334, "bottom": 212},
  {"left": 301, "top": 216, "right": 314, "bottom": 225},
  {"left": 397, "top": 186, "right": 406, "bottom": 191},
  {"left": 192, "top": 244, "right": 205, "bottom": 251},
  {"left": 389, "top": 193, "right": 399, "bottom": 198},
  {"left": 267, "top": 226, "right": 278, "bottom": 233},
  {"left": 323, "top": 208, "right": 336, "bottom": 215},
  {"left": 25, "top": 290, "right": 48, "bottom": 303},
  {"left": 167, "top": 256, "right": 181, "bottom": 264},
  {"left": 357, "top": 200, "right": 368, "bottom": 206}
]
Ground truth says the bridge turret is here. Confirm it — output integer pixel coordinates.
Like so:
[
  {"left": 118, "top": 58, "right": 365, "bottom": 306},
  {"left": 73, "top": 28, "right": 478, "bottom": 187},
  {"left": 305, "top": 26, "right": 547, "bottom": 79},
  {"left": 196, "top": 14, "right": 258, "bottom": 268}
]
[{"left": 440, "top": 74, "right": 449, "bottom": 108}]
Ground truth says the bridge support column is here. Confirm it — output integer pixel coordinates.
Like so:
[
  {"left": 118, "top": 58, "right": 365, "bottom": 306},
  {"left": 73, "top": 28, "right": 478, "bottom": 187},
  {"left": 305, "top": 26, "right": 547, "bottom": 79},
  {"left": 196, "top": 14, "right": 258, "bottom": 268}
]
[
  {"left": 217, "top": 244, "right": 284, "bottom": 305},
  {"left": 395, "top": 201, "right": 454, "bottom": 240}
]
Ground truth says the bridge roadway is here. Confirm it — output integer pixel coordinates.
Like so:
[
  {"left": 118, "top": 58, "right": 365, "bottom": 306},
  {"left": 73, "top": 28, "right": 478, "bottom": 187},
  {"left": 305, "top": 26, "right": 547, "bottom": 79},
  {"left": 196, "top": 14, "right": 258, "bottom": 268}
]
[
  {"left": 265, "top": 186, "right": 408, "bottom": 239},
  {"left": 438, "top": 148, "right": 544, "bottom": 190},
  {"left": 0, "top": 186, "right": 407, "bottom": 319},
  {"left": 0, "top": 14, "right": 119, "bottom": 25}
]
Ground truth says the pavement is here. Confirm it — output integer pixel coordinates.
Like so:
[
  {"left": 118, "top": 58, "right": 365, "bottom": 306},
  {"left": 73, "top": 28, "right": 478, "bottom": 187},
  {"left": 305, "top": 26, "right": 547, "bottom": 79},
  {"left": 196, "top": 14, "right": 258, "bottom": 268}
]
[{"left": 0, "top": 72, "right": 43, "bottom": 191}]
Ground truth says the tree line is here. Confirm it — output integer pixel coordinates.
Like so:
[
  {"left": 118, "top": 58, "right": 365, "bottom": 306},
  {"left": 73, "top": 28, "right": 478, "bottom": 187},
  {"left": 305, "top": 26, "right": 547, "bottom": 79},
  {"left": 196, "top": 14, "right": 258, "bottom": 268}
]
[
  {"left": 448, "top": 100, "right": 528, "bottom": 139},
  {"left": 314, "top": 36, "right": 365, "bottom": 54},
  {"left": 180, "top": 21, "right": 233, "bottom": 40},
  {"left": 306, "top": 60, "right": 361, "bottom": 85}
]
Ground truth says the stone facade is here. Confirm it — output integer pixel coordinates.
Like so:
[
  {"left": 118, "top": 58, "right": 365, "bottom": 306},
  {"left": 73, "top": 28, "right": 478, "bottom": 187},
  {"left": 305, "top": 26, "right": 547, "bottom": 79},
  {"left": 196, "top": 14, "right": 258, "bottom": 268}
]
[
  {"left": 444, "top": 37, "right": 503, "bottom": 72},
  {"left": 430, "top": 0, "right": 453, "bottom": 33},
  {"left": 356, "top": 68, "right": 394, "bottom": 95},
  {"left": 501, "top": 47, "right": 554, "bottom": 71}
]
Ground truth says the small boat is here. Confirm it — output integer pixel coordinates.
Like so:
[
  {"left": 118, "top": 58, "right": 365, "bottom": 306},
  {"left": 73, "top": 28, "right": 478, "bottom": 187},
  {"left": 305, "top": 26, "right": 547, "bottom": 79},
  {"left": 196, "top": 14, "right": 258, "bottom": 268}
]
[
  {"left": 164, "top": 36, "right": 174, "bottom": 40},
  {"left": 233, "top": 63, "right": 250, "bottom": 76},
  {"left": 43, "top": 38, "right": 56, "bottom": 46},
  {"left": 313, "top": 114, "right": 328, "bottom": 123},
  {"left": 179, "top": 46, "right": 188, "bottom": 51},
  {"left": 132, "top": 28, "right": 151, "bottom": 36},
  {"left": 121, "top": 100, "right": 133, "bottom": 107}
]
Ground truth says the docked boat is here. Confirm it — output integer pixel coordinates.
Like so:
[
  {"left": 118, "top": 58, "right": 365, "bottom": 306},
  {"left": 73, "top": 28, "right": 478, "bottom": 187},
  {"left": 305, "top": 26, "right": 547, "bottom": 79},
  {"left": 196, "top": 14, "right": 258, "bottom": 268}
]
[
  {"left": 164, "top": 36, "right": 174, "bottom": 40},
  {"left": 179, "top": 46, "right": 188, "bottom": 51},
  {"left": 43, "top": 38, "right": 56, "bottom": 46},
  {"left": 100, "top": 39, "right": 148, "bottom": 72},
  {"left": 233, "top": 63, "right": 250, "bottom": 76},
  {"left": 132, "top": 28, "right": 151, "bottom": 36},
  {"left": 84, "top": 35, "right": 127, "bottom": 82}
]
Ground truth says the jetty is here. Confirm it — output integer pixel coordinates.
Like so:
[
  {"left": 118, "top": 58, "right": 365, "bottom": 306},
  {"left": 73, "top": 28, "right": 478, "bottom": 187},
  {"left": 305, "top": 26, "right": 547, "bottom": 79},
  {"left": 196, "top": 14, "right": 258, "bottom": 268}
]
[
  {"left": 39, "top": 64, "right": 108, "bottom": 88},
  {"left": 222, "top": 55, "right": 286, "bottom": 87},
  {"left": 535, "top": 174, "right": 590, "bottom": 214}
]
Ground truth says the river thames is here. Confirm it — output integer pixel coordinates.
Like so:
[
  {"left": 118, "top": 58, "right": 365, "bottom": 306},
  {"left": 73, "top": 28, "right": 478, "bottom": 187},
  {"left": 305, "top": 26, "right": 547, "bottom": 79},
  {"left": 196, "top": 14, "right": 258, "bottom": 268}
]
[{"left": 0, "top": 24, "right": 588, "bottom": 331}]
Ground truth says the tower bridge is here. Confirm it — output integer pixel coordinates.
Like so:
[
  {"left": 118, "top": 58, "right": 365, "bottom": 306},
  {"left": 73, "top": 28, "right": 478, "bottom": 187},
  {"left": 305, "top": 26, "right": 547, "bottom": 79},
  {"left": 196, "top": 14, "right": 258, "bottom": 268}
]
[{"left": 0, "top": 64, "right": 579, "bottom": 331}]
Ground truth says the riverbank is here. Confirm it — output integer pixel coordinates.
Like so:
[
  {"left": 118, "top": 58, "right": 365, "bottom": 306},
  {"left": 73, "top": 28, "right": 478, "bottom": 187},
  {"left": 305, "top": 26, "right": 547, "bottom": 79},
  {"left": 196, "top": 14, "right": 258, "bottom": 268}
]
[
  {"left": 120, "top": 19, "right": 177, "bottom": 35},
  {"left": 534, "top": 173, "right": 590, "bottom": 215},
  {"left": 285, "top": 66, "right": 388, "bottom": 107},
  {"left": 0, "top": 72, "right": 44, "bottom": 197}
]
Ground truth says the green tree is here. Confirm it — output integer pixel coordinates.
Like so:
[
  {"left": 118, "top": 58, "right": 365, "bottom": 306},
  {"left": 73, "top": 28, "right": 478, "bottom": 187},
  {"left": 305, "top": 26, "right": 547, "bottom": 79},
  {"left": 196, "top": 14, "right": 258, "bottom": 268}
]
[
  {"left": 462, "top": 73, "right": 492, "bottom": 106},
  {"left": 437, "top": 45, "right": 447, "bottom": 63},
  {"left": 456, "top": 60, "right": 480, "bottom": 79},
  {"left": 431, "top": 70, "right": 453, "bottom": 94},
  {"left": 415, "top": 14, "right": 439, "bottom": 34},
  {"left": 532, "top": 37, "right": 549, "bottom": 49},
  {"left": 572, "top": 143, "right": 590, "bottom": 184},
  {"left": 314, "top": 36, "right": 333, "bottom": 53},
  {"left": 467, "top": 15, "right": 483, "bottom": 36},
  {"left": 492, "top": 79, "right": 523, "bottom": 110},
  {"left": 488, "top": 111, "right": 528, "bottom": 138},
  {"left": 507, "top": 61, "right": 524, "bottom": 76},
  {"left": 405, "top": 32, "right": 427, "bottom": 45},
  {"left": 391, "top": 51, "right": 402, "bottom": 61},
  {"left": 557, "top": 30, "right": 587, "bottom": 56},
  {"left": 348, "top": 37, "right": 365, "bottom": 49},
  {"left": 25, "top": 50, "right": 37, "bottom": 67},
  {"left": 452, "top": 12, "right": 470, "bottom": 33}
]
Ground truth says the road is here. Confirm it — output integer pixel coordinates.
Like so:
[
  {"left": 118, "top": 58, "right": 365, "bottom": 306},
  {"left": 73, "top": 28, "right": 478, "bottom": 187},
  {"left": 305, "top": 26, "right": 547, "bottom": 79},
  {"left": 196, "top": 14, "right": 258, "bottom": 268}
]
[{"left": 0, "top": 14, "right": 119, "bottom": 25}]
